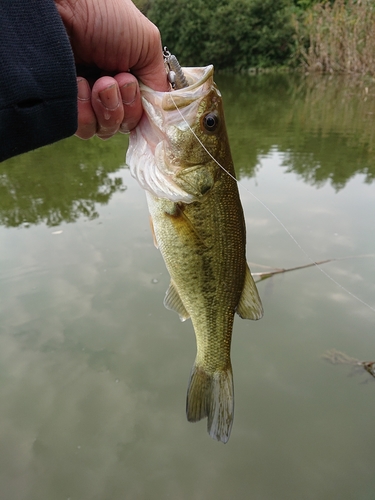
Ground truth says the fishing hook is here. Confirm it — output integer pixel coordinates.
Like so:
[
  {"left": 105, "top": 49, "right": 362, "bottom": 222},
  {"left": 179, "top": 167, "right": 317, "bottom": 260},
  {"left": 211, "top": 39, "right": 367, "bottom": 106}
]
[{"left": 163, "top": 47, "right": 189, "bottom": 90}]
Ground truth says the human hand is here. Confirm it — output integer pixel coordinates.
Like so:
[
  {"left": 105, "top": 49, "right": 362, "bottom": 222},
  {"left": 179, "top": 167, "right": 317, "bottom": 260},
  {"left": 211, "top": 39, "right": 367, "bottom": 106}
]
[{"left": 55, "top": 0, "right": 169, "bottom": 140}]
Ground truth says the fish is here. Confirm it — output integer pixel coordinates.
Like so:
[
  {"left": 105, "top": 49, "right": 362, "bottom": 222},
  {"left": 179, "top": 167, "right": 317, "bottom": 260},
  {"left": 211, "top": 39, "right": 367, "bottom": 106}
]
[{"left": 126, "top": 65, "right": 263, "bottom": 443}]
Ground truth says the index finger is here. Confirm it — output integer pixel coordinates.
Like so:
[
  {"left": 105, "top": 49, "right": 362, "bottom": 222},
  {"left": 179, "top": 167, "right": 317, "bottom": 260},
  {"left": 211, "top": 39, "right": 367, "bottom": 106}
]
[{"left": 130, "top": 25, "right": 170, "bottom": 92}]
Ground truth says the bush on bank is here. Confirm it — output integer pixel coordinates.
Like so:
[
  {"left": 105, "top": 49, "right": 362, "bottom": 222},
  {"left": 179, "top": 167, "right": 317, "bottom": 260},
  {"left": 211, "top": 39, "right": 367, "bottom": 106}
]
[
  {"left": 140, "top": 0, "right": 375, "bottom": 75},
  {"left": 146, "top": 0, "right": 295, "bottom": 70},
  {"left": 298, "top": 0, "right": 375, "bottom": 75}
]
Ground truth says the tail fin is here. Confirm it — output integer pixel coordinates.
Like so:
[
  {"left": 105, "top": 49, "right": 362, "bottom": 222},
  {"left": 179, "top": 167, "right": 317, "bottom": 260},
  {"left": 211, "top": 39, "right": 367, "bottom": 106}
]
[{"left": 186, "top": 363, "right": 234, "bottom": 443}]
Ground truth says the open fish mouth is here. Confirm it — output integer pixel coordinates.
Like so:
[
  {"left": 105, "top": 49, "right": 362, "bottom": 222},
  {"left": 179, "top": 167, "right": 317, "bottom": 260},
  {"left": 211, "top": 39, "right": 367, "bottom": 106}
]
[{"left": 126, "top": 65, "right": 218, "bottom": 203}]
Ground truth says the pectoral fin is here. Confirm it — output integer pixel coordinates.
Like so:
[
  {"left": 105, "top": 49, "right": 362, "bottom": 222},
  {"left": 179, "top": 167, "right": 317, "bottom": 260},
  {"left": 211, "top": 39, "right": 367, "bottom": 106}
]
[
  {"left": 236, "top": 264, "right": 264, "bottom": 320},
  {"left": 166, "top": 203, "right": 208, "bottom": 248},
  {"left": 164, "top": 281, "right": 190, "bottom": 321}
]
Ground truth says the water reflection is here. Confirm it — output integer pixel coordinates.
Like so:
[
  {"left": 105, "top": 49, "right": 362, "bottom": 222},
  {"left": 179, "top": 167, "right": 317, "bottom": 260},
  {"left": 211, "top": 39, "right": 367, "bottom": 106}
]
[
  {"left": 220, "top": 72, "right": 375, "bottom": 188},
  {"left": 0, "top": 134, "right": 128, "bottom": 227},
  {"left": 1, "top": 73, "right": 375, "bottom": 500},
  {"left": 1, "top": 74, "right": 375, "bottom": 231}
]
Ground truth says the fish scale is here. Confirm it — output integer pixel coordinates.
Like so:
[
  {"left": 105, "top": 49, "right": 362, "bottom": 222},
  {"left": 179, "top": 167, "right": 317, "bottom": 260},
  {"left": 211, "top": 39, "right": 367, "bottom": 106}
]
[{"left": 127, "top": 64, "right": 263, "bottom": 443}]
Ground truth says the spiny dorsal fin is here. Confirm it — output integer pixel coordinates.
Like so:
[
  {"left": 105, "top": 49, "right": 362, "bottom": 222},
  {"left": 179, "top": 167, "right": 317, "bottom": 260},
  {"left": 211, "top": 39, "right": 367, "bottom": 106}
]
[
  {"left": 236, "top": 264, "right": 264, "bottom": 320},
  {"left": 164, "top": 281, "right": 190, "bottom": 321}
]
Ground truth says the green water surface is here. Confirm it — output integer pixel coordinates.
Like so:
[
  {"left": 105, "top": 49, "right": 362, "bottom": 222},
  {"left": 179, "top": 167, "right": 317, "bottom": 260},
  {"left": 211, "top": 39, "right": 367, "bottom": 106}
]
[{"left": 0, "top": 73, "right": 374, "bottom": 500}]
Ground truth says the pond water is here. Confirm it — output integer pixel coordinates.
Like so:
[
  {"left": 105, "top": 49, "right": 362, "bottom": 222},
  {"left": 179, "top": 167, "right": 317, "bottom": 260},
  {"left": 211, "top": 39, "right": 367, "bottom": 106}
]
[{"left": 1, "top": 73, "right": 374, "bottom": 500}]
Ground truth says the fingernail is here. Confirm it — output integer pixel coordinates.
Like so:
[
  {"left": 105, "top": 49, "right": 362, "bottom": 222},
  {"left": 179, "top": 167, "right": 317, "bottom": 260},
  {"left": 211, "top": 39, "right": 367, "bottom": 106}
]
[
  {"left": 77, "top": 78, "right": 90, "bottom": 101},
  {"left": 99, "top": 84, "right": 119, "bottom": 110},
  {"left": 120, "top": 82, "right": 137, "bottom": 105}
]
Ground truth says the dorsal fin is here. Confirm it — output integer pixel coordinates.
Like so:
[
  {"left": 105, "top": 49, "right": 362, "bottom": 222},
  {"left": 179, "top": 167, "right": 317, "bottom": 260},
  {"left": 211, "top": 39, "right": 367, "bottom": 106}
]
[{"left": 236, "top": 265, "right": 263, "bottom": 320}]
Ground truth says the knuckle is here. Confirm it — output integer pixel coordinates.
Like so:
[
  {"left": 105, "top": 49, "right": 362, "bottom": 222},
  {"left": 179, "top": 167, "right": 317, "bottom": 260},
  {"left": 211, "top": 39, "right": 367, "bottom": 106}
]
[{"left": 146, "top": 23, "right": 162, "bottom": 52}]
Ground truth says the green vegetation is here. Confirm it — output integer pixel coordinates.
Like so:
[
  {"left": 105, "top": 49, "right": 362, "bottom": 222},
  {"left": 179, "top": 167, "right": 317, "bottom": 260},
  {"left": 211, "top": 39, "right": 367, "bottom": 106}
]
[
  {"left": 146, "top": 0, "right": 295, "bottom": 70},
  {"left": 214, "top": 71, "right": 375, "bottom": 189},
  {"left": 0, "top": 135, "right": 128, "bottom": 227},
  {"left": 298, "top": 0, "right": 375, "bottom": 75},
  {"left": 139, "top": 0, "right": 375, "bottom": 75},
  {"left": 2, "top": 73, "right": 374, "bottom": 229}
]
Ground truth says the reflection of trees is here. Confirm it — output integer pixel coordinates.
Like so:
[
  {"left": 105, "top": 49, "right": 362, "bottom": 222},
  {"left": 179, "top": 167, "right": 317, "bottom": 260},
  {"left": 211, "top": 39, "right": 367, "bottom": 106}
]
[
  {"left": 219, "top": 72, "right": 294, "bottom": 178},
  {"left": 281, "top": 131, "right": 375, "bottom": 190},
  {"left": 0, "top": 134, "right": 128, "bottom": 227},
  {"left": 218, "top": 72, "right": 375, "bottom": 190},
  {"left": 2, "top": 73, "right": 374, "bottom": 228}
]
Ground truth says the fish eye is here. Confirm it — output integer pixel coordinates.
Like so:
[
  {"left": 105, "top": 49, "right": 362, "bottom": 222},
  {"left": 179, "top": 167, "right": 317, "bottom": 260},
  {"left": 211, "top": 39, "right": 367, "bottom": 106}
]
[{"left": 202, "top": 112, "right": 219, "bottom": 132}]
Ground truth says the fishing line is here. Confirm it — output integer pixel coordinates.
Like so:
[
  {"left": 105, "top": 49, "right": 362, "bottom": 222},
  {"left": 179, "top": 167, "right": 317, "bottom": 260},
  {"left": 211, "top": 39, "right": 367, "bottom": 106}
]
[{"left": 169, "top": 92, "right": 375, "bottom": 314}]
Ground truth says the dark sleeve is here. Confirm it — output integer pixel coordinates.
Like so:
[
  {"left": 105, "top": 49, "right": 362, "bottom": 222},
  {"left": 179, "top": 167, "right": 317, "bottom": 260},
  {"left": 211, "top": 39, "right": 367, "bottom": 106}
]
[{"left": 0, "top": 0, "right": 78, "bottom": 162}]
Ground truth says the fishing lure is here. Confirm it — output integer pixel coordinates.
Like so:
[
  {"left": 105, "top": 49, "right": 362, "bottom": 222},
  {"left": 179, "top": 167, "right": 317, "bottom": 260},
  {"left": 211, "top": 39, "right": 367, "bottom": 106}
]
[{"left": 163, "top": 47, "right": 189, "bottom": 90}]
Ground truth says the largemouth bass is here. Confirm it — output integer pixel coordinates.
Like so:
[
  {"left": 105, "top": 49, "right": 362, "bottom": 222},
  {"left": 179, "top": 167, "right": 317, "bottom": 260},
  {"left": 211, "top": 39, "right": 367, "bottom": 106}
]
[{"left": 126, "top": 65, "right": 263, "bottom": 443}]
